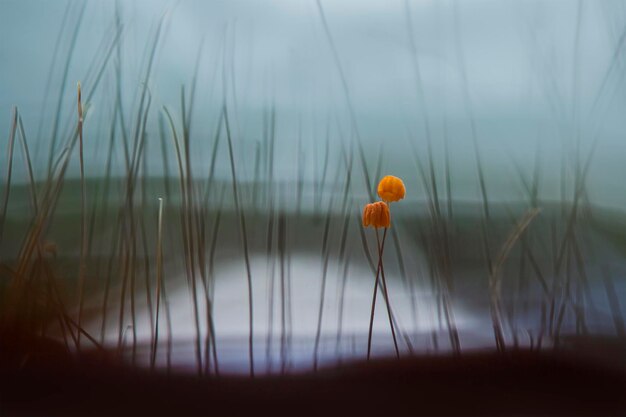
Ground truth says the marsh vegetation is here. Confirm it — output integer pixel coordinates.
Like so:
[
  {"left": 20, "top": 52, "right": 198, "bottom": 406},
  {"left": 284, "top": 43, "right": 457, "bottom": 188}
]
[{"left": 1, "top": 1, "right": 626, "bottom": 415}]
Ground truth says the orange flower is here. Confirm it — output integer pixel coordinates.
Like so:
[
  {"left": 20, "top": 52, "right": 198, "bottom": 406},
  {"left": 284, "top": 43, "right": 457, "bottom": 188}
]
[
  {"left": 362, "top": 201, "right": 390, "bottom": 228},
  {"left": 377, "top": 175, "right": 405, "bottom": 202}
]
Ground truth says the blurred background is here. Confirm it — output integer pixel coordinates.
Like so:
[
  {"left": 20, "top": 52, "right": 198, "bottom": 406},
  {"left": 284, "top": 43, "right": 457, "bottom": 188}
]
[{"left": 1, "top": 0, "right": 626, "bottom": 376}]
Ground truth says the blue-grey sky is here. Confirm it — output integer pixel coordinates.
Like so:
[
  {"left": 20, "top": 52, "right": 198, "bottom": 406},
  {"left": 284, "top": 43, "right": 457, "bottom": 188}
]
[{"left": 1, "top": 0, "right": 626, "bottom": 206}]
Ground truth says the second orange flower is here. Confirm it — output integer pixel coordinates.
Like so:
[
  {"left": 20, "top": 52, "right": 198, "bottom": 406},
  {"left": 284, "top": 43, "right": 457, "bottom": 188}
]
[{"left": 362, "top": 201, "right": 390, "bottom": 228}]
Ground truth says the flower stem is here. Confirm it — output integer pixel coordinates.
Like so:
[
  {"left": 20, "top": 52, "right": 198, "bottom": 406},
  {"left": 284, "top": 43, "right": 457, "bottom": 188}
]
[
  {"left": 367, "top": 227, "right": 390, "bottom": 360},
  {"left": 378, "top": 228, "right": 400, "bottom": 359}
]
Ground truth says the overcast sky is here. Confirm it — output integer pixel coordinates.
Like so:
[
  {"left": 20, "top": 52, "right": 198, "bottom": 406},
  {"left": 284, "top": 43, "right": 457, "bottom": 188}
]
[{"left": 1, "top": 0, "right": 626, "bottom": 205}]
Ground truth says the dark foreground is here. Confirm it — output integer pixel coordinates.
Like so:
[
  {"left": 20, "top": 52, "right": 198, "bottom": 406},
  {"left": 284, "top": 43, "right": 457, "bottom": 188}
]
[{"left": 1, "top": 337, "right": 625, "bottom": 417}]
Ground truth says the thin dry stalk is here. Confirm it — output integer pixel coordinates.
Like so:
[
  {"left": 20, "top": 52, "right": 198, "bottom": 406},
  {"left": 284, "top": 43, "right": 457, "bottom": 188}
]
[
  {"left": 376, "top": 227, "right": 400, "bottom": 359},
  {"left": 151, "top": 197, "right": 164, "bottom": 371},
  {"left": 489, "top": 208, "right": 541, "bottom": 352},
  {"left": 313, "top": 191, "right": 336, "bottom": 370},
  {"left": 163, "top": 105, "right": 203, "bottom": 376},
  {"left": 0, "top": 108, "right": 18, "bottom": 245},
  {"left": 223, "top": 104, "right": 255, "bottom": 377},
  {"left": 278, "top": 211, "right": 288, "bottom": 374},
  {"left": 366, "top": 228, "right": 386, "bottom": 360},
  {"left": 16, "top": 112, "right": 38, "bottom": 214},
  {"left": 76, "top": 82, "right": 88, "bottom": 349}
]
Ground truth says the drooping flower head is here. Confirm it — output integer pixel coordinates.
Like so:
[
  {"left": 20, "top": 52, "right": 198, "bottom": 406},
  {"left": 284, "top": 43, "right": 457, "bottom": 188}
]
[
  {"left": 377, "top": 175, "right": 406, "bottom": 203},
  {"left": 362, "top": 201, "right": 390, "bottom": 228}
]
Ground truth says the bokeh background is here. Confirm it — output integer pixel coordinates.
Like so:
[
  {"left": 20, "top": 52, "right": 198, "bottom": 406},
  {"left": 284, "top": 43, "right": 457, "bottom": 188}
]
[{"left": 1, "top": 0, "right": 626, "bottom": 375}]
